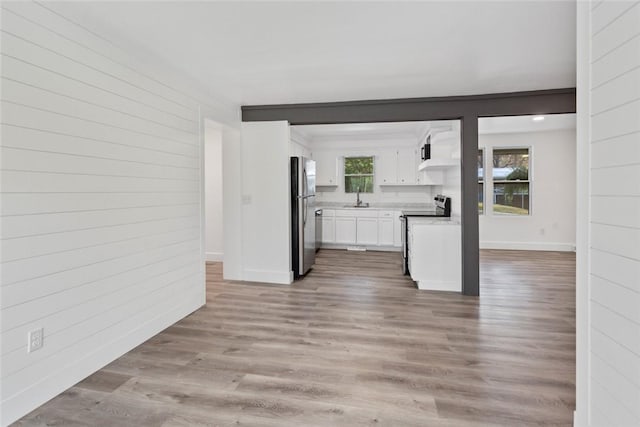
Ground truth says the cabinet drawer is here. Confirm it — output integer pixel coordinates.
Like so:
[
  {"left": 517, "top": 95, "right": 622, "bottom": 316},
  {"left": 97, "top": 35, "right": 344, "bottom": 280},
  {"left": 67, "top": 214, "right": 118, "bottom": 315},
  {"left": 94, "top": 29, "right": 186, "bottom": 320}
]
[
  {"left": 378, "top": 210, "right": 394, "bottom": 218},
  {"left": 354, "top": 210, "right": 378, "bottom": 218},
  {"left": 322, "top": 209, "right": 335, "bottom": 217},
  {"left": 335, "top": 209, "right": 354, "bottom": 217}
]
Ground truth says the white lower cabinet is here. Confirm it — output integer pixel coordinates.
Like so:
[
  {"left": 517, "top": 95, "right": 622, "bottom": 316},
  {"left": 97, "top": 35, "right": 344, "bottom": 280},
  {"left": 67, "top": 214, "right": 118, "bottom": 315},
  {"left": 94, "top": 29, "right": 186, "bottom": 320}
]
[
  {"left": 334, "top": 217, "right": 357, "bottom": 244},
  {"left": 356, "top": 218, "right": 378, "bottom": 245},
  {"left": 320, "top": 208, "right": 404, "bottom": 249},
  {"left": 409, "top": 222, "right": 461, "bottom": 292},
  {"left": 393, "top": 211, "right": 402, "bottom": 247},
  {"left": 322, "top": 217, "right": 335, "bottom": 243},
  {"left": 377, "top": 218, "right": 393, "bottom": 246},
  {"left": 377, "top": 210, "right": 395, "bottom": 246}
]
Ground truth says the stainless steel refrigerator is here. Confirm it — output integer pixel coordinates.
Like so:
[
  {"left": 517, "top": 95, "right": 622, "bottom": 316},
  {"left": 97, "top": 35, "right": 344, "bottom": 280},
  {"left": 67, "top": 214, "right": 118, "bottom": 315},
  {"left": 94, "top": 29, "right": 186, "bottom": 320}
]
[{"left": 291, "top": 156, "right": 316, "bottom": 278}]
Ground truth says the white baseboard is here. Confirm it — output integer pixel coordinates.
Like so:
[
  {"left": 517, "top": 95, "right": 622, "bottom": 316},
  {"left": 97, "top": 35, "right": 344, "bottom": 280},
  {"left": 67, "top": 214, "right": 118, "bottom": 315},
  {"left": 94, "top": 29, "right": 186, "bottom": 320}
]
[
  {"left": 480, "top": 241, "right": 576, "bottom": 252},
  {"left": 320, "top": 243, "right": 402, "bottom": 252},
  {"left": 242, "top": 269, "right": 293, "bottom": 285},
  {"left": 1, "top": 293, "right": 203, "bottom": 426},
  {"left": 416, "top": 279, "right": 461, "bottom": 292},
  {"left": 205, "top": 251, "right": 223, "bottom": 262}
]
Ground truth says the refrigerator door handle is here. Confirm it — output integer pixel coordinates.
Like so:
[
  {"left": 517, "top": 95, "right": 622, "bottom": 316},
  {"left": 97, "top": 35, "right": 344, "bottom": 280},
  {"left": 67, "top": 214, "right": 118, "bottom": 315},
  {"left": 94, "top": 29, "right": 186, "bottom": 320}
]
[
  {"left": 303, "top": 168, "right": 308, "bottom": 197},
  {"left": 303, "top": 196, "right": 307, "bottom": 226}
]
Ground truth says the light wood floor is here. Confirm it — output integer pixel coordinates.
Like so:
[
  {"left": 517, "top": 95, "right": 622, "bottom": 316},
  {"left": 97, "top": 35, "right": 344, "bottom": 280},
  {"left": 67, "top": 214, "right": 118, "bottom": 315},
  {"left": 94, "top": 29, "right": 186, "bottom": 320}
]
[{"left": 15, "top": 249, "right": 576, "bottom": 426}]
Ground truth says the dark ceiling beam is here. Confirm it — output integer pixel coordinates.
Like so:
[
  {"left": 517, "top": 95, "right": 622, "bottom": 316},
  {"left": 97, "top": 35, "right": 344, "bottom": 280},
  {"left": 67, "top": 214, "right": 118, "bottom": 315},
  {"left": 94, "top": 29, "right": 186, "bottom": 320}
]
[
  {"left": 241, "top": 88, "right": 577, "bottom": 297},
  {"left": 241, "top": 88, "right": 577, "bottom": 124}
]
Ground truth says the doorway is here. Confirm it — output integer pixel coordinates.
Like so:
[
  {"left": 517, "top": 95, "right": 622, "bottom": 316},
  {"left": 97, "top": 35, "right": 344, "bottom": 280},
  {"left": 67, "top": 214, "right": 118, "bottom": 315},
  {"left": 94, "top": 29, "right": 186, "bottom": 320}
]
[{"left": 204, "top": 119, "right": 224, "bottom": 262}]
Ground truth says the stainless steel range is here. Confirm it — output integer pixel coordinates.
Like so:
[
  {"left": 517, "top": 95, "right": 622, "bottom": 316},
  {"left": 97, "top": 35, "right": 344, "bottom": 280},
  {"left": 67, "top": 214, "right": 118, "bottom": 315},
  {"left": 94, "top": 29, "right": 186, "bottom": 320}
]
[{"left": 400, "top": 195, "right": 451, "bottom": 275}]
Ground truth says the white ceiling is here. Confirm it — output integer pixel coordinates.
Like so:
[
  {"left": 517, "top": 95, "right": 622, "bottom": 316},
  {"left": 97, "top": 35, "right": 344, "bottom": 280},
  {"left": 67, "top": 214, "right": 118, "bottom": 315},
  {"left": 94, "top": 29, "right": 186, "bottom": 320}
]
[
  {"left": 51, "top": 1, "right": 577, "bottom": 106},
  {"left": 479, "top": 114, "right": 576, "bottom": 134}
]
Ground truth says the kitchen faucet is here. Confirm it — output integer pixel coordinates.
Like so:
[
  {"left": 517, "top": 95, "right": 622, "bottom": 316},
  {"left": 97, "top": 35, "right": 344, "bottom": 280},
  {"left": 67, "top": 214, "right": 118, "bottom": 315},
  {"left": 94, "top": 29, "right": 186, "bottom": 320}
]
[{"left": 356, "top": 187, "right": 362, "bottom": 206}]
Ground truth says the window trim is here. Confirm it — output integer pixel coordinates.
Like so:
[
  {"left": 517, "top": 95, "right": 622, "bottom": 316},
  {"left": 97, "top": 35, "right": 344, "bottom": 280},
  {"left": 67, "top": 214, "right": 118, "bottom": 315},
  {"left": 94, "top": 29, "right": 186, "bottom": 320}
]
[{"left": 343, "top": 155, "right": 375, "bottom": 193}]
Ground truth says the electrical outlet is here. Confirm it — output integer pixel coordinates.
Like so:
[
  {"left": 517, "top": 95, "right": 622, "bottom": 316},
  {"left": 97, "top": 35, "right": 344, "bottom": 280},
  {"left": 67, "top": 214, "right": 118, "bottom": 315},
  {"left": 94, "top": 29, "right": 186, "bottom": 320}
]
[{"left": 28, "top": 328, "right": 44, "bottom": 353}]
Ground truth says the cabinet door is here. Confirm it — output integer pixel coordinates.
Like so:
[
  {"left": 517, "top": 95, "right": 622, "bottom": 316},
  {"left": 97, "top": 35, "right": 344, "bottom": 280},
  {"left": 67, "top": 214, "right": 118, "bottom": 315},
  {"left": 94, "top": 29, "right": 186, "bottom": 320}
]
[
  {"left": 378, "top": 218, "right": 393, "bottom": 246},
  {"left": 409, "top": 224, "right": 461, "bottom": 291},
  {"left": 414, "top": 149, "right": 423, "bottom": 184},
  {"left": 335, "top": 217, "right": 357, "bottom": 244},
  {"left": 356, "top": 218, "right": 378, "bottom": 245},
  {"left": 376, "top": 151, "right": 397, "bottom": 185},
  {"left": 396, "top": 149, "right": 416, "bottom": 184},
  {"left": 321, "top": 217, "right": 335, "bottom": 243},
  {"left": 314, "top": 151, "right": 337, "bottom": 186},
  {"left": 393, "top": 211, "right": 402, "bottom": 247}
]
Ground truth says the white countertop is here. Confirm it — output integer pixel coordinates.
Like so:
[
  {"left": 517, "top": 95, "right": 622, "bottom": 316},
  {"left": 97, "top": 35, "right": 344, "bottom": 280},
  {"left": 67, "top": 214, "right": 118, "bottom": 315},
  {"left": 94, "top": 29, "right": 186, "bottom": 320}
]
[
  {"left": 409, "top": 217, "right": 461, "bottom": 225},
  {"left": 316, "top": 202, "right": 434, "bottom": 211}
]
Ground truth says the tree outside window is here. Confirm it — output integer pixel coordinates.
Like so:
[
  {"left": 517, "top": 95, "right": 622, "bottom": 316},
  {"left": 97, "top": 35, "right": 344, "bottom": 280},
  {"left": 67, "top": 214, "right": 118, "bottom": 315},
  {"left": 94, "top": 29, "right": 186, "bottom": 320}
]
[
  {"left": 344, "top": 156, "right": 374, "bottom": 193},
  {"left": 492, "top": 148, "right": 530, "bottom": 215}
]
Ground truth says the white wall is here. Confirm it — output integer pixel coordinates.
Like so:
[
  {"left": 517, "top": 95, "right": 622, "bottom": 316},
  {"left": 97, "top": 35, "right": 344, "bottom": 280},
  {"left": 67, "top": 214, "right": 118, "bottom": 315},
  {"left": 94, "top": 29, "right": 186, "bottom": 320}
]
[
  {"left": 479, "top": 129, "right": 576, "bottom": 251},
  {"left": 290, "top": 128, "right": 312, "bottom": 158},
  {"left": 310, "top": 136, "right": 437, "bottom": 205},
  {"left": 436, "top": 130, "right": 462, "bottom": 219},
  {"left": 576, "top": 2, "right": 640, "bottom": 426},
  {"left": 240, "top": 121, "right": 292, "bottom": 284},
  {"left": 204, "top": 122, "right": 223, "bottom": 261},
  {"left": 221, "top": 126, "right": 243, "bottom": 281},
  {"left": 0, "top": 2, "right": 238, "bottom": 425}
]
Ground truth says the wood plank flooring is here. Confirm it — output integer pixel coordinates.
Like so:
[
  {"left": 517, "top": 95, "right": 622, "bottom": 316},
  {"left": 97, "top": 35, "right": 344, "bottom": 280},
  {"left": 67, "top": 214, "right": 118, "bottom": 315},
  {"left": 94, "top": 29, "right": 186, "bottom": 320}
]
[{"left": 14, "top": 249, "right": 576, "bottom": 426}]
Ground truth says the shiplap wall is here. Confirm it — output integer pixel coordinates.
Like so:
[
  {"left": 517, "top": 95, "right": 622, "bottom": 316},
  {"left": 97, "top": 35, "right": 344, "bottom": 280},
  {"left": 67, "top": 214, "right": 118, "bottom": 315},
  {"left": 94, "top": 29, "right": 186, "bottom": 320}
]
[
  {"left": 0, "top": 2, "right": 236, "bottom": 424},
  {"left": 588, "top": 1, "right": 640, "bottom": 426}
]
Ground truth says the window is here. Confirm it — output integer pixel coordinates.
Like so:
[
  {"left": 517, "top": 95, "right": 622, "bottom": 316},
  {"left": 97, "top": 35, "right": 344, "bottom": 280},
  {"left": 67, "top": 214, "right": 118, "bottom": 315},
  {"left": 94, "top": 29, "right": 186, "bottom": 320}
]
[
  {"left": 344, "top": 156, "right": 374, "bottom": 193},
  {"left": 492, "top": 148, "right": 530, "bottom": 215},
  {"left": 478, "top": 149, "right": 484, "bottom": 214}
]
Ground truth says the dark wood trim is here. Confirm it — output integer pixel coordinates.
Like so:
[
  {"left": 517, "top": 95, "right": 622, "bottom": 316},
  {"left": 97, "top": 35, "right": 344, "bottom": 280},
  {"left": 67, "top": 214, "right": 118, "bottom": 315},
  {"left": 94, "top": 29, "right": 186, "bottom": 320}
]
[
  {"left": 461, "top": 115, "right": 480, "bottom": 296},
  {"left": 241, "top": 88, "right": 577, "bottom": 296},
  {"left": 241, "top": 88, "right": 576, "bottom": 124}
]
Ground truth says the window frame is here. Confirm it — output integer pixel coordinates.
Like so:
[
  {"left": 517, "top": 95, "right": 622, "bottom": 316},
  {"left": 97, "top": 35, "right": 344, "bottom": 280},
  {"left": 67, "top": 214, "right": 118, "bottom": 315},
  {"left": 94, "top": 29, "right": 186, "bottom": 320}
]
[
  {"left": 490, "top": 146, "right": 532, "bottom": 216},
  {"left": 343, "top": 155, "right": 375, "bottom": 193}
]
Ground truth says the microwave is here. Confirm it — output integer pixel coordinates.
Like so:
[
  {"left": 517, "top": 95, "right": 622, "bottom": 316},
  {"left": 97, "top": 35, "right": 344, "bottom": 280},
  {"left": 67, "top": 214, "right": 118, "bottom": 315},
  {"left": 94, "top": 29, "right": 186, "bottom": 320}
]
[{"left": 420, "top": 135, "right": 431, "bottom": 161}]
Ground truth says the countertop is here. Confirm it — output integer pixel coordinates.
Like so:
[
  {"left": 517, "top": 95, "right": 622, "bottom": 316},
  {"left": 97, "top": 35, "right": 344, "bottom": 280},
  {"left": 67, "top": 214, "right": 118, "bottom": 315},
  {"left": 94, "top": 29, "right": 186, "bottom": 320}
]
[
  {"left": 408, "top": 217, "right": 461, "bottom": 225},
  {"left": 315, "top": 202, "right": 435, "bottom": 211}
]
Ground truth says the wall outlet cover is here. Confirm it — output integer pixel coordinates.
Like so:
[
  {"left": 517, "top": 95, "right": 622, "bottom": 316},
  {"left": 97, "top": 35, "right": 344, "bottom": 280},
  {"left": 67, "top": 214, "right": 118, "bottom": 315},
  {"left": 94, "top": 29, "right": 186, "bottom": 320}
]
[{"left": 28, "top": 328, "right": 44, "bottom": 353}]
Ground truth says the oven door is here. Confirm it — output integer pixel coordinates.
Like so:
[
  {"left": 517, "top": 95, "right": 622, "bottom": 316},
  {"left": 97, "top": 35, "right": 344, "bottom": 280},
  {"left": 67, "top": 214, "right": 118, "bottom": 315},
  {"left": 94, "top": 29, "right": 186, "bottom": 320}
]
[{"left": 400, "top": 215, "right": 409, "bottom": 275}]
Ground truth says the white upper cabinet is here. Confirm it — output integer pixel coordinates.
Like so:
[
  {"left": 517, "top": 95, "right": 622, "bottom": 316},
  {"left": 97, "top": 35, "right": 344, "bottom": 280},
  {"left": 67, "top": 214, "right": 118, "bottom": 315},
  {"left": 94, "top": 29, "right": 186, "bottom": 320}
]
[
  {"left": 377, "top": 148, "right": 423, "bottom": 186},
  {"left": 314, "top": 151, "right": 338, "bottom": 186},
  {"left": 376, "top": 151, "right": 397, "bottom": 185},
  {"left": 396, "top": 148, "right": 417, "bottom": 184}
]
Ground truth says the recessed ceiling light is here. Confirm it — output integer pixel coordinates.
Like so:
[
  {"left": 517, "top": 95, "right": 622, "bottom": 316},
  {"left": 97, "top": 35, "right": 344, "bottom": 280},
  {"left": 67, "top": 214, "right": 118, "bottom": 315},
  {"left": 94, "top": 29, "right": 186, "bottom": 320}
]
[{"left": 532, "top": 116, "right": 545, "bottom": 122}]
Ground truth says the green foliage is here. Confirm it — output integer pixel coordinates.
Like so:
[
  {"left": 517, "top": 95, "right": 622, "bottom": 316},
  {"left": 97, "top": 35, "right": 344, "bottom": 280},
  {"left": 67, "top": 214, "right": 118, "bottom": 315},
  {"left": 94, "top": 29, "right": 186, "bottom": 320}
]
[
  {"left": 506, "top": 166, "right": 529, "bottom": 181},
  {"left": 344, "top": 157, "right": 374, "bottom": 193},
  {"left": 345, "top": 176, "right": 373, "bottom": 193},
  {"left": 494, "top": 182, "right": 529, "bottom": 215},
  {"left": 493, "top": 204, "right": 529, "bottom": 215},
  {"left": 345, "top": 157, "right": 374, "bottom": 175}
]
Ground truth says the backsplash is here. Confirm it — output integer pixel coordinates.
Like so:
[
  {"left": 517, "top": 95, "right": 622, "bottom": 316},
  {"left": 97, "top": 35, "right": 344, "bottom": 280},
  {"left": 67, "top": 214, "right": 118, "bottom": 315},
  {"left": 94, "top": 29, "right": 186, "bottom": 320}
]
[{"left": 316, "top": 185, "right": 438, "bottom": 205}]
